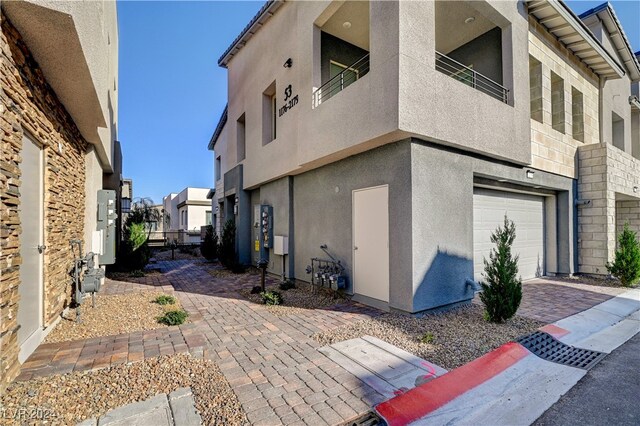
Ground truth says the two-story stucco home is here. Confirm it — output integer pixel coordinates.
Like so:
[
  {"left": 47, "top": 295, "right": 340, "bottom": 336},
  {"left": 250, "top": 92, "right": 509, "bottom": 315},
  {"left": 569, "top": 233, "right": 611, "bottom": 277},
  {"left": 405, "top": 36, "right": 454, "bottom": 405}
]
[
  {"left": 208, "top": 0, "right": 639, "bottom": 314},
  {"left": 163, "top": 187, "right": 214, "bottom": 244},
  {"left": 1, "top": 1, "right": 120, "bottom": 389}
]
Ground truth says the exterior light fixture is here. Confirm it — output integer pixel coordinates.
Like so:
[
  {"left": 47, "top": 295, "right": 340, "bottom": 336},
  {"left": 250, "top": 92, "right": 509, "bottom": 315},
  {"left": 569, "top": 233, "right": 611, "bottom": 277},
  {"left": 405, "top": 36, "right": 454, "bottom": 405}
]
[
  {"left": 465, "top": 17, "right": 475, "bottom": 24},
  {"left": 283, "top": 58, "right": 293, "bottom": 68},
  {"left": 343, "top": 21, "right": 352, "bottom": 29},
  {"left": 235, "top": 196, "right": 239, "bottom": 204},
  {"left": 526, "top": 170, "right": 535, "bottom": 179},
  {"left": 634, "top": 186, "right": 639, "bottom": 193}
]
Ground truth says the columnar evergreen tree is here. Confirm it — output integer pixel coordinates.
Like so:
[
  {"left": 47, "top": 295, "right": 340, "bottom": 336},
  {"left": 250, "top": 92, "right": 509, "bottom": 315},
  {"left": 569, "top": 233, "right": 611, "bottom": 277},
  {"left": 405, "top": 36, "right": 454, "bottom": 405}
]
[
  {"left": 219, "top": 220, "right": 237, "bottom": 268},
  {"left": 479, "top": 215, "right": 523, "bottom": 323},
  {"left": 200, "top": 225, "right": 219, "bottom": 261},
  {"left": 607, "top": 223, "right": 640, "bottom": 287}
]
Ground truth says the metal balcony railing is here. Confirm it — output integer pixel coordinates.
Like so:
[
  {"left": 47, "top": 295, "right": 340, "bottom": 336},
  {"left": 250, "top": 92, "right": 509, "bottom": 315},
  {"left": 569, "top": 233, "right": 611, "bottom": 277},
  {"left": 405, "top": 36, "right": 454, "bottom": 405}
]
[
  {"left": 435, "top": 51, "right": 509, "bottom": 104},
  {"left": 312, "top": 53, "right": 370, "bottom": 108}
]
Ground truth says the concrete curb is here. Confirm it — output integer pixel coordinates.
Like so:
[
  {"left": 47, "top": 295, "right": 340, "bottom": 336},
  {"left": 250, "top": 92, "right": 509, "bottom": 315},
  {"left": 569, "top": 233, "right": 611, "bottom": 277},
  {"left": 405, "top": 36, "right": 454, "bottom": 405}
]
[{"left": 374, "top": 289, "right": 640, "bottom": 426}]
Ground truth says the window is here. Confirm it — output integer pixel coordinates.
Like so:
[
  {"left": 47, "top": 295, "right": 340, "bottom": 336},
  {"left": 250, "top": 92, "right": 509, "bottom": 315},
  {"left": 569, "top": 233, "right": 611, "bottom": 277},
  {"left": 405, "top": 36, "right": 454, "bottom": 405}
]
[
  {"left": 551, "top": 71, "right": 565, "bottom": 133},
  {"left": 262, "top": 81, "right": 276, "bottom": 145},
  {"left": 206, "top": 211, "right": 212, "bottom": 226},
  {"left": 237, "top": 113, "right": 246, "bottom": 161},
  {"left": 215, "top": 156, "right": 221, "bottom": 181},
  {"left": 271, "top": 94, "right": 277, "bottom": 141},
  {"left": 612, "top": 112, "right": 625, "bottom": 150},
  {"left": 529, "top": 56, "right": 543, "bottom": 123},
  {"left": 572, "top": 87, "right": 584, "bottom": 142}
]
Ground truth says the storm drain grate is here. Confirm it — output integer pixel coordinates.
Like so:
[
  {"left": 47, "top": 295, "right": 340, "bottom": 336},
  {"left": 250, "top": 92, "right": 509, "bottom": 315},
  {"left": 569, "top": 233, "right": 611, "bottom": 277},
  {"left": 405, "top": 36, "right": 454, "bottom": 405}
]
[
  {"left": 517, "top": 331, "right": 606, "bottom": 370},
  {"left": 342, "top": 411, "right": 385, "bottom": 426}
]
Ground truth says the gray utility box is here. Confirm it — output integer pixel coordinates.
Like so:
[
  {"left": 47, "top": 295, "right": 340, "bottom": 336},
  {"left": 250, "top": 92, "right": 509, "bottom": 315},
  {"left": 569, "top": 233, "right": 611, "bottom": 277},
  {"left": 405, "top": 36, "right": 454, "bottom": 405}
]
[{"left": 97, "top": 189, "right": 117, "bottom": 265}]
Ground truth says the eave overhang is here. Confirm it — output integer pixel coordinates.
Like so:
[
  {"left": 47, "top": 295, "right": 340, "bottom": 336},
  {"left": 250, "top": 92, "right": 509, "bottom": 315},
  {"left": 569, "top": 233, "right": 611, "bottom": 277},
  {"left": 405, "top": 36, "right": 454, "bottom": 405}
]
[
  {"left": 526, "top": 0, "right": 625, "bottom": 79},
  {"left": 578, "top": 3, "right": 640, "bottom": 82},
  {"left": 217, "top": 1, "right": 283, "bottom": 68},
  {"left": 208, "top": 105, "right": 227, "bottom": 151},
  {"left": 2, "top": 1, "right": 107, "bottom": 147}
]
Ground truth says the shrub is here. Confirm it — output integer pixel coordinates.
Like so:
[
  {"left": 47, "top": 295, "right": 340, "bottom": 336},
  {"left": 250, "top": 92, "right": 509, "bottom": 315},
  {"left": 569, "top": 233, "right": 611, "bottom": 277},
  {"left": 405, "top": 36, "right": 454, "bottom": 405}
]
[
  {"left": 155, "top": 295, "right": 176, "bottom": 305},
  {"left": 250, "top": 285, "right": 263, "bottom": 294},
  {"left": 279, "top": 280, "right": 296, "bottom": 291},
  {"left": 479, "top": 215, "right": 523, "bottom": 323},
  {"left": 607, "top": 223, "right": 640, "bottom": 287},
  {"left": 130, "top": 270, "right": 145, "bottom": 278},
  {"left": 119, "top": 222, "right": 150, "bottom": 271},
  {"left": 261, "top": 291, "right": 283, "bottom": 306},
  {"left": 200, "top": 225, "right": 219, "bottom": 261},
  {"left": 157, "top": 310, "right": 188, "bottom": 326},
  {"left": 420, "top": 332, "right": 434, "bottom": 344},
  {"left": 219, "top": 220, "right": 237, "bottom": 269}
]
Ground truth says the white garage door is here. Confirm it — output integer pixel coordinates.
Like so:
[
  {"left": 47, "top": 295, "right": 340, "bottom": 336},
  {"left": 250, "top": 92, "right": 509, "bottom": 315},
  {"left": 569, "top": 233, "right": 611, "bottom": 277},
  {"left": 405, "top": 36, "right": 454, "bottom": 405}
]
[{"left": 473, "top": 188, "right": 545, "bottom": 281}]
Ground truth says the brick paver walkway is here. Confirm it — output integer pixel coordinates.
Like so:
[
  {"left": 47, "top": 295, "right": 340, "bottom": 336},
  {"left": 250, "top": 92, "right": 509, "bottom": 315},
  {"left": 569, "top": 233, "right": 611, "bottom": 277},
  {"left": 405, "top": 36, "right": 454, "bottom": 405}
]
[
  {"left": 511, "top": 278, "right": 627, "bottom": 323},
  {"left": 18, "top": 260, "right": 383, "bottom": 425}
]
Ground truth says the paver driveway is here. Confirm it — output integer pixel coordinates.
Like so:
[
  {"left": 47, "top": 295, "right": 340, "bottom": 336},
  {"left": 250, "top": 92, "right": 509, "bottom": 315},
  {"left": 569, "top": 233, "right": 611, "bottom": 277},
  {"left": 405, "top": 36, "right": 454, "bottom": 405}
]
[{"left": 18, "top": 260, "right": 384, "bottom": 425}]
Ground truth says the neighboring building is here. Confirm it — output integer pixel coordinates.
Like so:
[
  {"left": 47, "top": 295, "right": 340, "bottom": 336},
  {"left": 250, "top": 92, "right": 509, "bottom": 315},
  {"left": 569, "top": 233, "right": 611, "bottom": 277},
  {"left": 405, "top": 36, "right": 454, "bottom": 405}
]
[
  {"left": 162, "top": 188, "right": 212, "bottom": 244},
  {"left": 1, "top": 1, "right": 119, "bottom": 388},
  {"left": 209, "top": 0, "right": 639, "bottom": 314}
]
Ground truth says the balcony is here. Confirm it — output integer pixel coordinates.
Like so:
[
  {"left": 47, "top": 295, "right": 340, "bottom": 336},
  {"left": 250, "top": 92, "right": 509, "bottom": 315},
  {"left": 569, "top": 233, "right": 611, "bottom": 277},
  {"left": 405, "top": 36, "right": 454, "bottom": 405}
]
[
  {"left": 312, "top": 53, "right": 370, "bottom": 108},
  {"left": 435, "top": 51, "right": 509, "bottom": 104}
]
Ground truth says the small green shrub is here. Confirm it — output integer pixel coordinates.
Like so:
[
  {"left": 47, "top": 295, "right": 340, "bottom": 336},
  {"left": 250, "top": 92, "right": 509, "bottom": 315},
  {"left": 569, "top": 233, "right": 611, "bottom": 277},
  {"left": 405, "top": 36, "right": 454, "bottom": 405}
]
[
  {"left": 261, "top": 291, "right": 283, "bottom": 306},
  {"left": 479, "top": 215, "right": 523, "bottom": 323},
  {"left": 155, "top": 295, "right": 176, "bottom": 305},
  {"left": 607, "top": 223, "right": 640, "bottom": 287},
  {"left": 420, "top": 332, "right": 435, "bottom": 344},
  {"left": 130, "top": 270, "right": 145, "bottom": 278},
  {"left": 157, "top": 310, "right": 188, "bottom": 326},
  {"left": 279, "top": 280, "right": 296, "bottom": 291}
]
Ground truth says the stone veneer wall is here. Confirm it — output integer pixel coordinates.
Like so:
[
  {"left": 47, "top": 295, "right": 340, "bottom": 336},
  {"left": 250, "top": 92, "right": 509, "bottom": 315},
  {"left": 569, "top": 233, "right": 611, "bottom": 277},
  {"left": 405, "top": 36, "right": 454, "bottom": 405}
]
[
  {"left": 577, "top": 143, "right": 640, "bottom": 274},
  {"left": 616, "top": 200, "right": 640, "bottom": 237},
  {"left": 528, "top": 18, "right": 600, "bottom": 179},
  {"left": 1, "top": 15, "right": 87, "bottom": 389}
]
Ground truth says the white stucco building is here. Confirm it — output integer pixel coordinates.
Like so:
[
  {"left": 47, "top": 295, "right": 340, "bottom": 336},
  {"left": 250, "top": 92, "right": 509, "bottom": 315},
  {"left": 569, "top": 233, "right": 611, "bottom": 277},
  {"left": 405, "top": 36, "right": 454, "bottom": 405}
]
[{"left": 162, "top": 187, "right": 213, "bottom": 243}]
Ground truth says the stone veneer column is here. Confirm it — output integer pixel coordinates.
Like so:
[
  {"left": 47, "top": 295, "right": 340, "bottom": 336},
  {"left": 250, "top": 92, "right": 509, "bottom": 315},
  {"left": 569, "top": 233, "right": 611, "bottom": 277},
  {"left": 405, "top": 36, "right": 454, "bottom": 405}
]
[{"left": 1, "top": 14, "right": 88, "bottom": 390}]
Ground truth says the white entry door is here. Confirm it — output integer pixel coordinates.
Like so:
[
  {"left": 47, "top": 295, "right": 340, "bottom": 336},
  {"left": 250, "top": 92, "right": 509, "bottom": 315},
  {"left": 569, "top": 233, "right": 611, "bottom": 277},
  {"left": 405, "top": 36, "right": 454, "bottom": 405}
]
[
  {"left": 17, "top": 133, "right": 44, "bottom": 362},
  {"left": 473, "top": 188, "right": 545, "bottom": 281},
  {"left": 353, "top": 185, "right": 389, "bottom": 303}
]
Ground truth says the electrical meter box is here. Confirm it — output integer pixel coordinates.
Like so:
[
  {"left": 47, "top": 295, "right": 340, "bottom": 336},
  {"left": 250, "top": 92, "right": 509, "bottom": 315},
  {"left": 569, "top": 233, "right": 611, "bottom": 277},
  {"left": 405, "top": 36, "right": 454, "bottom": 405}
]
[
  {"left": 97, "top": 189, "right": 117, "bottom": 265},
  {"left": 259, "top": 204, "right": 273, "bottom": 249},
  {"left": 274, "top": 236, "right": 288, "bottom": 255}
]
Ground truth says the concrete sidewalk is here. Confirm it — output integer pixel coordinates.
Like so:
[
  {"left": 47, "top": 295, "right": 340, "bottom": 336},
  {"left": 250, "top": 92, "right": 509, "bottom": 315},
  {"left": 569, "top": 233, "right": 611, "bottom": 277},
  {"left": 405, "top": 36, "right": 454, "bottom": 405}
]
[
  {"left": 375, "top": 288, "right": 640, "bottom": 426},
  {"left": 77, "top": 387, "right": 201, "bottom": 426}
]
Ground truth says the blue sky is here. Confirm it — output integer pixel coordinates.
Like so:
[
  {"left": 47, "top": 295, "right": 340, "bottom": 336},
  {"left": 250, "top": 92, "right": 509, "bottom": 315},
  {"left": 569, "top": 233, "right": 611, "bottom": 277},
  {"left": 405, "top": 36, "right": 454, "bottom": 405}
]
[{"left": 118, "top": 1, "right": 640, "bottom": 205}]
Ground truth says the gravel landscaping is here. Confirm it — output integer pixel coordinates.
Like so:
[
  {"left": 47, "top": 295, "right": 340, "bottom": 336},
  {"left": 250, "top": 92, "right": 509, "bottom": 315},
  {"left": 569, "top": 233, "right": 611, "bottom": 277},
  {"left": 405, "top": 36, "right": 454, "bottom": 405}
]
[
  {"left": 0, "top": 353, "right": 247, "bottom": 426},
  {"left": 239, "top": 282, "right": 348, "bottom": 316},
  {"left": 313, "top": 304, "right": 543, "bottom": 370},
  {"left": 106, "top": 269, "right": 162, "bottom": 282},
  {"left": 45, "top": 292, "right": 186, "bottom": 343}
]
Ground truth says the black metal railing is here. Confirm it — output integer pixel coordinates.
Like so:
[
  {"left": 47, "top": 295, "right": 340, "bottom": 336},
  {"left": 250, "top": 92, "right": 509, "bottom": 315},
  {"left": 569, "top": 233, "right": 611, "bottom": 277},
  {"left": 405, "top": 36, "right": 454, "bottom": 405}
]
[
  {"left": 312, "top": 53, "right": 370, "bottom": 108},
  {"left": 435, "top": 51, "right": 509, "bottom": 104}
]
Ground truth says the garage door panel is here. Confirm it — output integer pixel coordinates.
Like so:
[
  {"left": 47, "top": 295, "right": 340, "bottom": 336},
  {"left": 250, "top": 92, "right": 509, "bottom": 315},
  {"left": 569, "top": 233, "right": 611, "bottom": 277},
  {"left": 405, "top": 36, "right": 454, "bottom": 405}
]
[{"left": 473, "top": 188, "right": 545, "bottom": 281}]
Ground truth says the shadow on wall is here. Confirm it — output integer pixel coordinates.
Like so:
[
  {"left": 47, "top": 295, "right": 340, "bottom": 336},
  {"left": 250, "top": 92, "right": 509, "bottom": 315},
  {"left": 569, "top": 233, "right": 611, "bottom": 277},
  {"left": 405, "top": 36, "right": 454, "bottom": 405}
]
[{"left": 414, "top": 248, "right": 475, "bottom": 312}]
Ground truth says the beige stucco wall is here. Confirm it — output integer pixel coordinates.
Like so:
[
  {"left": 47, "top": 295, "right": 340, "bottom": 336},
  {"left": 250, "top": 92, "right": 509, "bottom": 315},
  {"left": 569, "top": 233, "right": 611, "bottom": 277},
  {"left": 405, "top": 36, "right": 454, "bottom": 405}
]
[
  {"left": 220, "top": 1, "right": 539, "bottom": 191},
  {"left": 398, "top": 0, "right": 531, "bottom": 165},
  {"left": 584, "top": 19, "right": 634, "bottom": 155},
  {"left": 84, "top": 147, "right": 102, "bottom": 256},
  {"left": 528, "top": 19, "right": 600, "bottom": 179}
]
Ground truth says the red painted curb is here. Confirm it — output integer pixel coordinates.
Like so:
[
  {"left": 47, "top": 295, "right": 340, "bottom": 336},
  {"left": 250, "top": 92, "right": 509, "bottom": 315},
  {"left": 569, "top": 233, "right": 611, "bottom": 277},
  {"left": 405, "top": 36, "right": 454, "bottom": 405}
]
[
  {"left": 375, "top": 341, "right": 530, "bottom": 426},
  {"left": 539, "top": 324, "right": 570, "bottom": 338}
]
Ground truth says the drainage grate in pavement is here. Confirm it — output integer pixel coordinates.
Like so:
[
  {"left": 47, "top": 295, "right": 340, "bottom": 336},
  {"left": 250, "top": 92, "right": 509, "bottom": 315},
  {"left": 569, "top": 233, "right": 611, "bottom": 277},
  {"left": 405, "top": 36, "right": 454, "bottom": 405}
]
[
  {"left": 341, "top": 411, "right": 385, "bottom": 426},
  {"left": 517, "top": 331, "right": 606, "bottom": 370}
]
